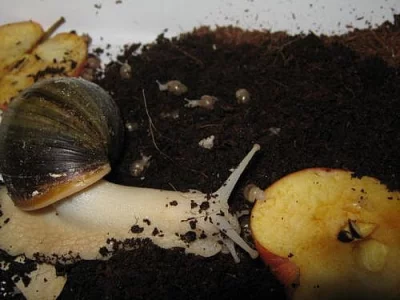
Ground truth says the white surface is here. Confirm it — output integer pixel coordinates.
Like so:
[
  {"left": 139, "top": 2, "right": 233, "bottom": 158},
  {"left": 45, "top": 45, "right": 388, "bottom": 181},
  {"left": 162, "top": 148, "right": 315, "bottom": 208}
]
[
  {"left": 2, "top": 0, "right": 400, "bottom": 42},
  {"left": 1, "top": 0, "right": 399, "bottom": 55}
]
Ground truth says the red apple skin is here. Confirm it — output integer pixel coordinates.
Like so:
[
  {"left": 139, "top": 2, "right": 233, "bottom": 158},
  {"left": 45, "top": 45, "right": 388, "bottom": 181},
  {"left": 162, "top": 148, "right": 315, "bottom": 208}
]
[{"left": 255, "top": 240, "right": 300, "bottom": 298}]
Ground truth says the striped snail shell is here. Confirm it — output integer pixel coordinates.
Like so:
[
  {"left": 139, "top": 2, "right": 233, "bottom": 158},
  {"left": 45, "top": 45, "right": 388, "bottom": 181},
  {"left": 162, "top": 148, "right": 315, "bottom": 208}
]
[{"left": 0, "top": 77, "right": 124, "bottom": 210}]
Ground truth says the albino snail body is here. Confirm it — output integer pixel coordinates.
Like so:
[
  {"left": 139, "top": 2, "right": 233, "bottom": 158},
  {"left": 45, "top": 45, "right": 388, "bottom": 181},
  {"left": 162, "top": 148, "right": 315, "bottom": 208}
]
[{"left": 0, "top": 78, "right": 258, "bottom": 264}]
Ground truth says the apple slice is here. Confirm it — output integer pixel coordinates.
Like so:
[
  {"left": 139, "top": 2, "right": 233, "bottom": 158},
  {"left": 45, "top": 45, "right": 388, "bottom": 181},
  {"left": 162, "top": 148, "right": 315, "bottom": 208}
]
[
  {"left": 250, "top": 168, "right": 400, "bottom": 300},
  {"left": 0, "top": 21, "right": 44, "bottom": 77},
  {"left": 0, "top": 32, "right": 88, "bottom": 107}
]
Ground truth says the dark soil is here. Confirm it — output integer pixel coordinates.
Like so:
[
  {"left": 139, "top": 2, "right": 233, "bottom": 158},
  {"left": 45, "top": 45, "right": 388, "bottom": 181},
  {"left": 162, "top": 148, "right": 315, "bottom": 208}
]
[{"left": 1, "top": 19, "right": 400, "bottom": 300}]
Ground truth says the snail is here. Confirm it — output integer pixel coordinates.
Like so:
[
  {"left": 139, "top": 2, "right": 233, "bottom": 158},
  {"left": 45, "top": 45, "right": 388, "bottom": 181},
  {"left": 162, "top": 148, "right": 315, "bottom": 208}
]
[
  {"left": 184, "top": 95, "right": 218, "bottom": 110},
  {"left": 119, "top": 62, "right": 132, "bottom": 79},
  {"left": 243, "top": 183, "right": 264, "bottom": 203},
  {"left": 129, "top": 154, "right": 152, "bottom": 177},
  {"left": 156, "top": 80, "right": 188, "bottom": 96},
  {"left": 0, "top": 77, "right": 259, "bottom": 265}
]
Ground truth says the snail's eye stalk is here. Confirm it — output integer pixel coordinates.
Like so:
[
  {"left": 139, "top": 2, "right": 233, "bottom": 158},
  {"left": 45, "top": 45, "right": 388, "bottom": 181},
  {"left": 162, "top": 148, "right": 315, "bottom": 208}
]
[
  {"left": 209, "top": 144, "right": 261, "bottom": 260},
  {"left": 215, "top": 144, "right": 260, "bottom": 202}
]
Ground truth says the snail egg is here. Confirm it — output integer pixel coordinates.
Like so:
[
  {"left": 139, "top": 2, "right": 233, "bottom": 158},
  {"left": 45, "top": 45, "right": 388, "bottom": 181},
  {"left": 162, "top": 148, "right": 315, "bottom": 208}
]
[
  {"left": 125, "top": 122, "right": 139, "bottom": 132},
  {"left": 235, "top": 88, "right": 251, "bottom": 104},
  {"left": 120, "top": 63, "right": 132, "bottom": 79}
]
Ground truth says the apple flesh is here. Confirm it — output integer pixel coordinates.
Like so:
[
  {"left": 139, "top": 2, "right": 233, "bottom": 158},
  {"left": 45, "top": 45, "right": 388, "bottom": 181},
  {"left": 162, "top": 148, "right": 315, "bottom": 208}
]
[
  {"left": 0, "top": 30, "right": 88, "bottom": 107},
  {"left": 0, "top": 21, "right": 44, "bottom": 77},
  {"left": 250, "top": 168, "right": 400, "bottom": 300}
]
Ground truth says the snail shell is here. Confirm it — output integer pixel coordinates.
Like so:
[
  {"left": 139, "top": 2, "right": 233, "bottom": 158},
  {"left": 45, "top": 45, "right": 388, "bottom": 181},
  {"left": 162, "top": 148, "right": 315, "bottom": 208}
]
[{"left": 0, "top": 77, "right": 124, "bottom": 210}]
